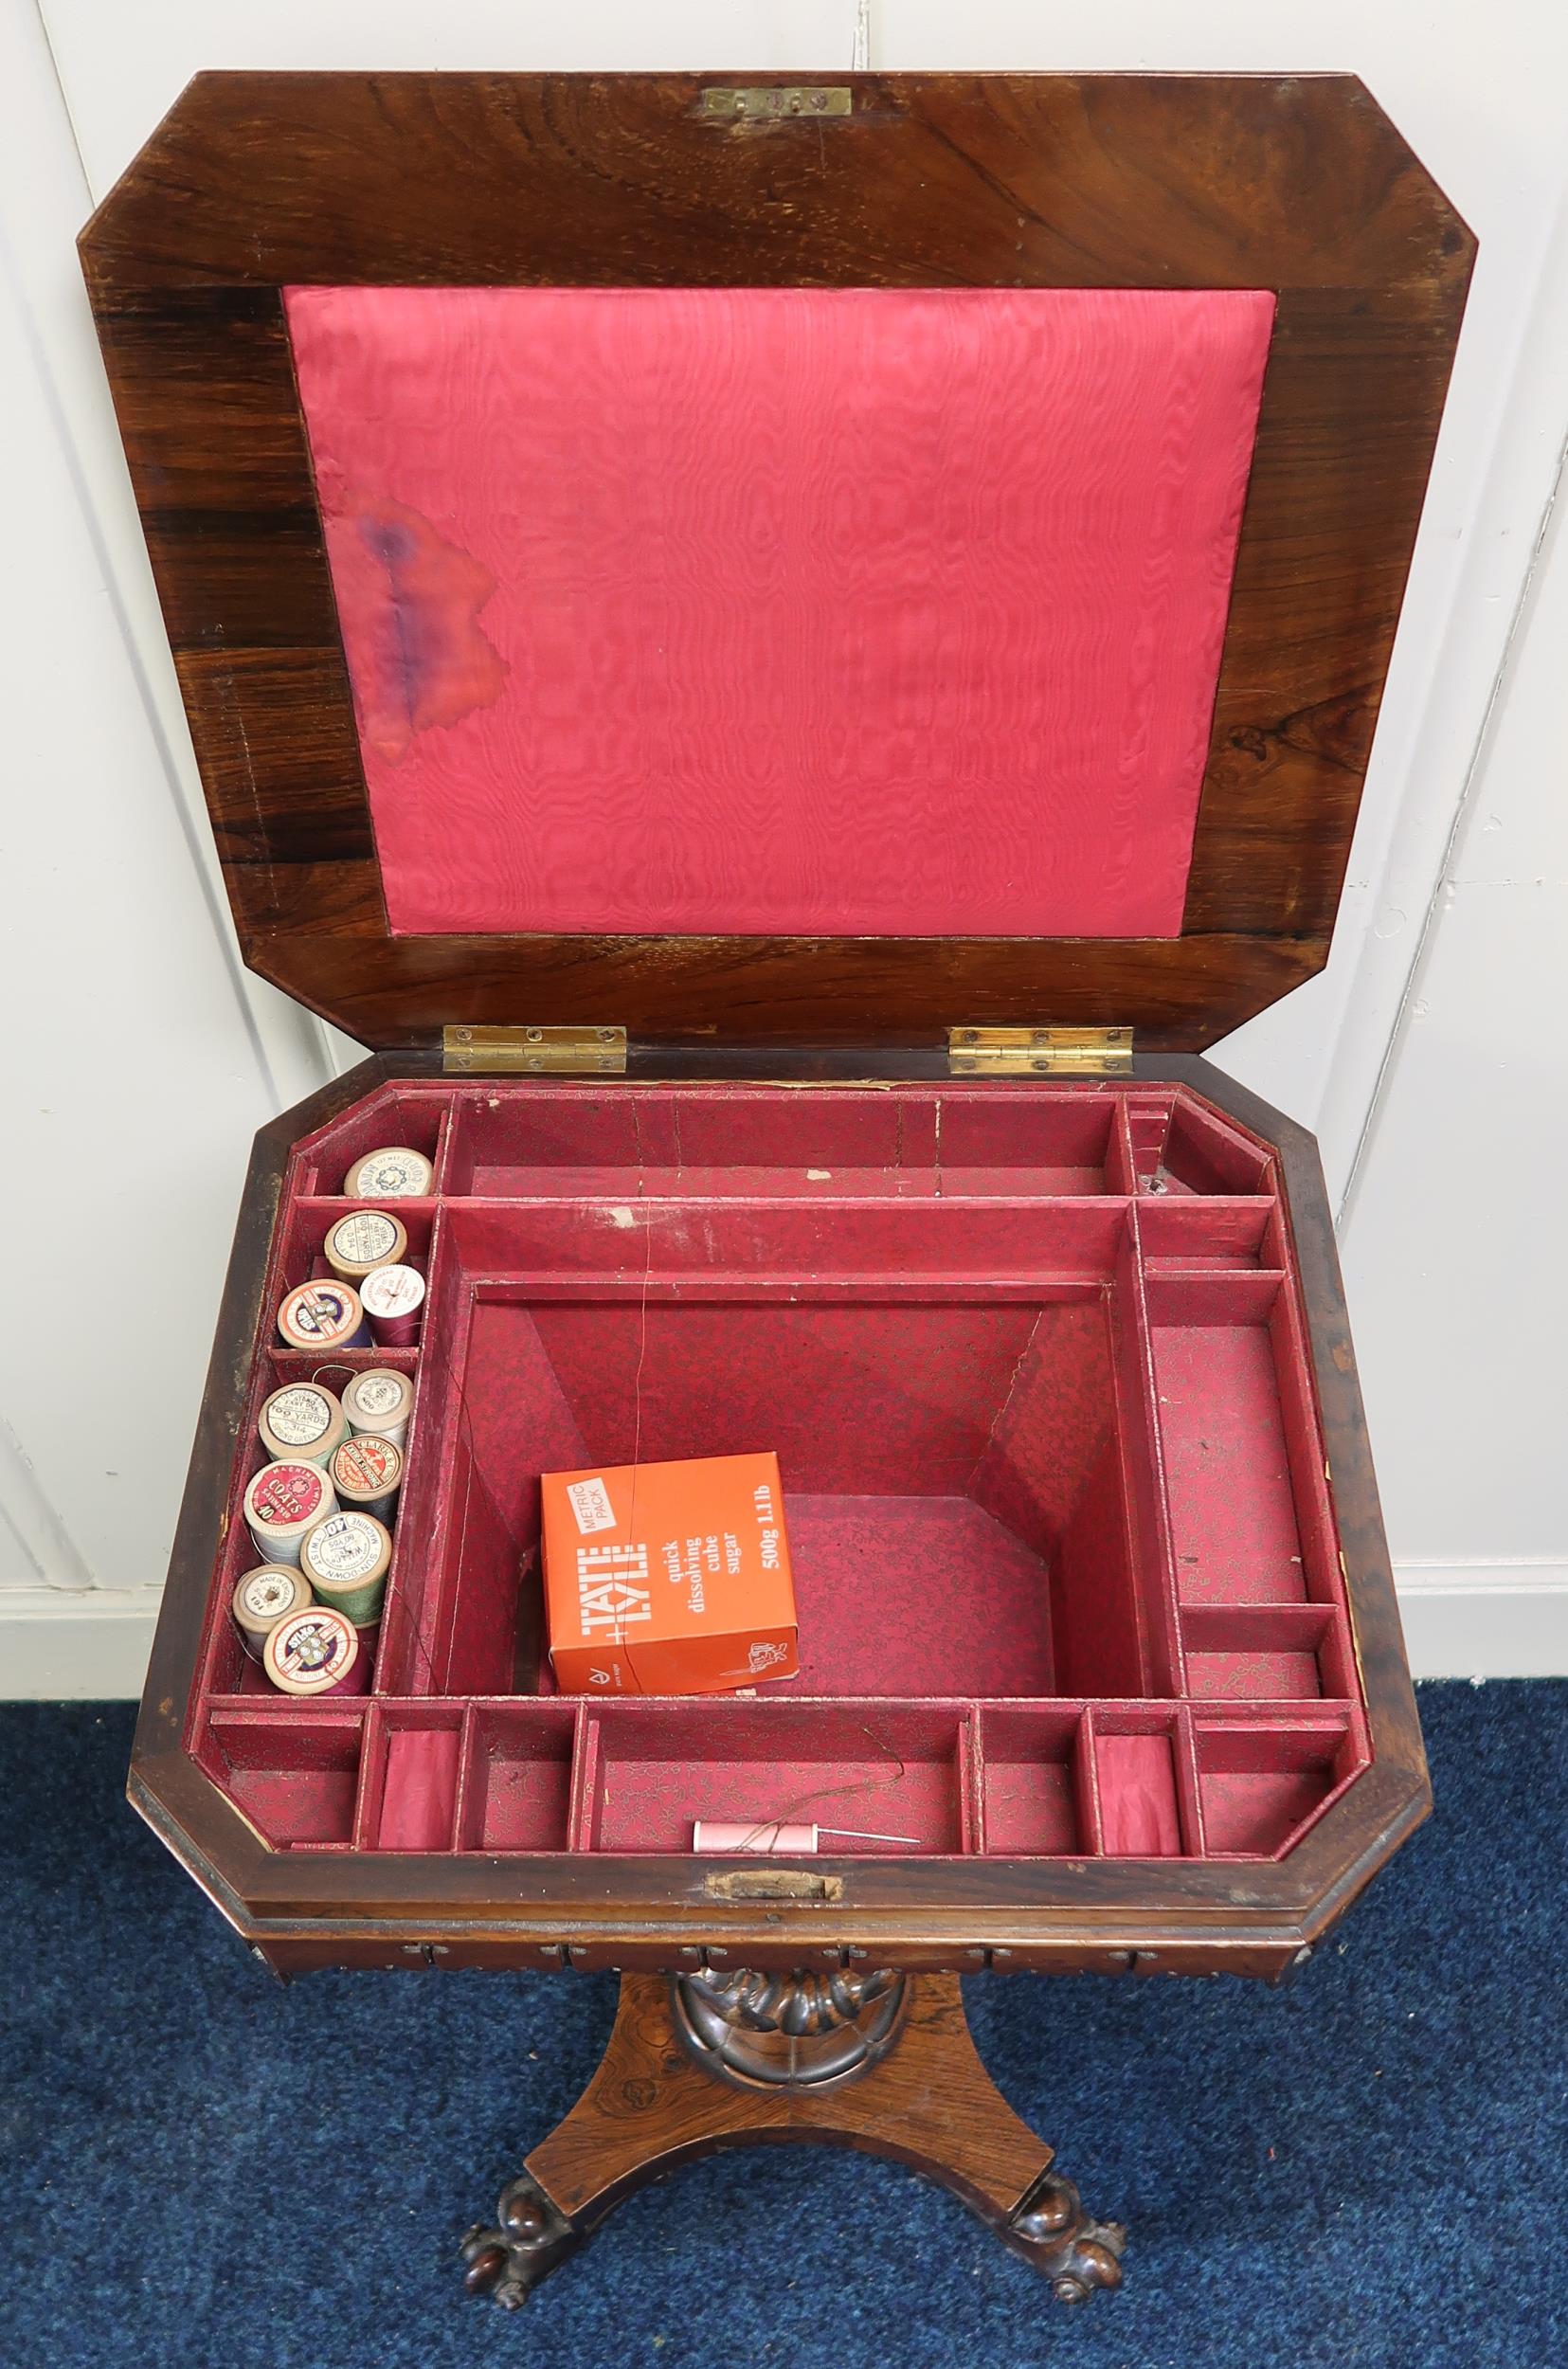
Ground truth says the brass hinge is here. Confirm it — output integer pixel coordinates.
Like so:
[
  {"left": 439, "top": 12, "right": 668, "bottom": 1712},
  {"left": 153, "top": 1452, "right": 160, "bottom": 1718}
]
[
  {"left": 443, "top": 1025, "right": 627, "bottom": 1076},
  {"left": 947, "top": 1026, "right": 1134, "bottom": 1077},
  {"left": 701, "top": 85, "right": 853, "bottom": 121}
]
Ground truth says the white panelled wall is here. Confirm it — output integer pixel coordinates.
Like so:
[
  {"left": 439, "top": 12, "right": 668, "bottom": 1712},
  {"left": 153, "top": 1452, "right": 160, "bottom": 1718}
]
[{"left": 2, "top": 1, "right": 1564, "bottom": 1691}]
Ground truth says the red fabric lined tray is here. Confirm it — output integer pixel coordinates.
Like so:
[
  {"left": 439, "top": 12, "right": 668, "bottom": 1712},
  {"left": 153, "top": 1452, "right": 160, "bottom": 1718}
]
[
  {"left": 189, "top": 1079, "right": 1369, "bottom": 1864},
  {"left": 285, "top": 285, "right": 1272, "bottom": 941}
]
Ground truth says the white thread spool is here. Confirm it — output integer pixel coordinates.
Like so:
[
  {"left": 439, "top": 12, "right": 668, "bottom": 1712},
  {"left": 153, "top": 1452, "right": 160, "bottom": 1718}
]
[
  {"left": 243, "top": 1460, "right": 336, "bottom": 1565},
  {"left": 258, "top": 1382, "right": 347, "bottom": 1468},
  {"left": 328, "top": 1433, "right": 402, "bottom": 1526},
  {"left": 263, "top": 1603, "right": 367, "bottom": 1696},
  {"left": 343, "top": 1147, "right": 433, "bottom": 1200},
  {"left": 359, "top": 1262, "right": 424, "bottom": 1347},
  {"left": 231, "top": 1565, "right": 311, "bottom": 1660},
  {"left": 277, "top": 1279, "right": 369, "bottom": 1352},
  {"left": 342, "top": 1366, "right": 415, "bottom": 1451},
  {"left": 322, "top": 1207, "right": 407, "bottom": 1283}
]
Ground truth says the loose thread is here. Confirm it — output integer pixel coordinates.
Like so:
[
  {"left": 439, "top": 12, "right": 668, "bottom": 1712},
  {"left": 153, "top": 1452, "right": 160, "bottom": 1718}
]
[{"left": 724, "top": 1724, "right": 914, "bottom": 1852}]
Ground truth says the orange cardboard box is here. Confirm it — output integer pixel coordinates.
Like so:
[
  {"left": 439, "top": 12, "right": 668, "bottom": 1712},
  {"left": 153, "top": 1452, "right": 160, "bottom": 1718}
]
[{"left": 541, "top": 1451, "right": 798, "bottom": 1696}]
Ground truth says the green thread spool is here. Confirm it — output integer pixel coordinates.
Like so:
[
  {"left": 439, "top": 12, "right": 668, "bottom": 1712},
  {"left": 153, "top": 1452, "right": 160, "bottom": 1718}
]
[{"left": 299, "top": 1510, "right": 391, "bottom": 1627}]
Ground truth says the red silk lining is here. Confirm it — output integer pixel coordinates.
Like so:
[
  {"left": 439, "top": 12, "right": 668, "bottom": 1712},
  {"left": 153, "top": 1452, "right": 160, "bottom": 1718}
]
[{"left": 285, "top": 286, "right": 1273, "bottom": 940}]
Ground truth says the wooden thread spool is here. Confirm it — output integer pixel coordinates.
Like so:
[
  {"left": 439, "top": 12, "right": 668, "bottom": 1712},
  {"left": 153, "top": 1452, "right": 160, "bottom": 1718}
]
[
  {"left": 231, "top": 1565, "right": 311, "bottom": 1660},
  {"left": 299, "top": 1510, "right": 392, "bottom": 1627},
  {"left": 258, "top": 1382, "right": 347, "bottom": 1468},
  {"left": 243, "top": 1460, "right": 336, "bottom": 1566},
  {"left": 342, "top": 1366, "right": 414, "bottom": 1451},
  {"left": 329, "top": 1433, "right": 403, "bottom": 1525},
  {"left": 262, "top": 1603, "right": 368, "bottom": 1697},
  {"left": 359, "top": 1262, "right": 424, "bottom": 1347},
  {"left": 322, "top": 1207, "right": 407, "bottom": 1283},
  {"left": 343, "top": 1146, "right": 432, "bottom": 1200},
  {"left": 277, "top": 1278, "right": 369, "bottom": 1352}
]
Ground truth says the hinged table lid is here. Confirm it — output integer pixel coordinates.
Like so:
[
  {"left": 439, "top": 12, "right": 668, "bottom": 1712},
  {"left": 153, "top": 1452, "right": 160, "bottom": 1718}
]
[{"left": 81, "top": 72, "right": 1473, "bottom": 1051}]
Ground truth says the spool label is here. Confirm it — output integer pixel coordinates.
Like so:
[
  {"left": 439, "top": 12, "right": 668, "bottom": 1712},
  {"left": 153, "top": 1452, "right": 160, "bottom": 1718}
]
[
  {"left": 268, "top": 1609, "right": 353, "bottom": 1685},
  {"left": 329, "top": 1211, "right": 399, "bottom": 1265},
  {"left": 361, "top": 1264, "right": 424, "bottom": 1317},
  {"left": 350, "top": 1372, "right": 406, "bottom": 1420},
  {"left": 351, "top": 1150, "right": 430, "bottom": 1198},
  {"left": 282, "top": 1282, "right": 358, "bottom": 1342},
  {"left": 333, "top": 1438, "right": 399, "bottom": 1493},
  {"left": 264, "top": 1386, "right": 332, "bottom": 1447},
  {"left": 239, "top": 1571, "right": 297, "bottom": 1621},
  {"left": 248, "top": 1464, "right": 326, "bottom": 1527},
  {"left": 304, "top": 1512, "right": 384, "bottom": 1581}
]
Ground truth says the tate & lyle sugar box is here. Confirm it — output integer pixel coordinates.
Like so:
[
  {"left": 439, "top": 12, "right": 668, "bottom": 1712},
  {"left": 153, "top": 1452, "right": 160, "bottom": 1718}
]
[{"left": 540, "top": 1451, "right": 798, "bottom": 1695}]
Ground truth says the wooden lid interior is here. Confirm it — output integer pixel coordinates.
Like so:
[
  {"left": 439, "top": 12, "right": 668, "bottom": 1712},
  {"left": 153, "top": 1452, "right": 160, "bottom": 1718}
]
[{"left": 81, "top": 72, "right": 1473, "bottom": 1049}]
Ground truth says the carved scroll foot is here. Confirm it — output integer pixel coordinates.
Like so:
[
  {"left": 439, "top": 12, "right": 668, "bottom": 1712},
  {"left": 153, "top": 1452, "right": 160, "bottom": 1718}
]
[
  {"left": 460, "top": 1973, "right": 1125, "bottom": 2307},
  {"left": 1007, "top": 2169, "right": 1127, "bottom": 2302},
  {"left": 460, "top": 2173, "right": 582, "bottom": 2309}
]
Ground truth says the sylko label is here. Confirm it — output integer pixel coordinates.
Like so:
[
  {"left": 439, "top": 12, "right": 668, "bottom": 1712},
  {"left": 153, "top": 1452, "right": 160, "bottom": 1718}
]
[
  {"left": 351, "top": 1373, "right": 404, "bottom": 1418},
  {"left": 271, "top": 1611, "right": 351, "bottom": 1679},
  {"left": 306, "top": 1513, "right": 381, "bottom": 1579},
  {"left": 575, "top": 1543, "right": 651, "bottom": 1639}
]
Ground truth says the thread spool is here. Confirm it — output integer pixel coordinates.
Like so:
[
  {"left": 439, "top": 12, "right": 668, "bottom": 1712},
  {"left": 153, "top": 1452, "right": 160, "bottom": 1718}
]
[
  {"left": 243, "top": 1460, "right": 336, "bottom": 1565},
  {"left": 258, "top": 1382, "right": 347, "bottom": 1469},
  {"left": 329, "top": 1433, "right": 403, "bottom": 1525},
  {"left": 300, "top": 1510, "right": 392, "bottom": 1627},
  {"left": 231, "top": 1565, "right": 311, "bottom": 1660},
  {"left": 262, "top": 1603, "right": 367, "bottom": 1697},
  {"left": 692, "top": 1821, "right": 922, "bottom": 1854},
  {"left": 694, "top": 1820, "right": 820, "bottom": 1854},
  {"left": 359, "top": 1262, "right": 424, "bottom": 1347},
  {"left": 343, "top": 1146, "right": 433, "bottom": 1200},
  {"left": 342, "top": 1366, "right": 415, "bottom": 1452},
  {"left": 322, "top": 1207, "right": 407, "bottom": 1283},
  {"left": 277, "top": 1278, "right": 369, "bottom": 1353}
]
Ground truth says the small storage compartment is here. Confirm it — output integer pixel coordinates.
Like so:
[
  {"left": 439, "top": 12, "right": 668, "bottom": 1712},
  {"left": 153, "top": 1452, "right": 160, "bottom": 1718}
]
[
  {"left": 1090, "top": 1707, "right": 1202, "bottom": 1857},
  {"left": 459, "top": 1704, "right": 575, "bottom": 1852},
  {"left": 979, "top": 1707, "right": 1090, "bottom": 1855},
  {"left": 579, "top": 1701, "right": 972, "bottom": 1856},
  {"left": 295, "top": 1085, "right": 451, "bottom": 1200},
  {"left": 1196, "top": 1711, "right": 1365, "bottom": 1856},
  {"left": 195, "top": 1710, "right": 363, "bottom": 1848},
  {"left": 358, "top": 1704, "right": 464, "bottom": 1851},
  {"left": 1149, "top": 1275, "right": 1316, "bottom": 1606}
]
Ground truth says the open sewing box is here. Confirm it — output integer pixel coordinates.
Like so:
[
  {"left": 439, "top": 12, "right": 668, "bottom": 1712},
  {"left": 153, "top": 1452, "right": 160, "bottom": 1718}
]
[{"left": 83, "top": 69, "right": 1471, "bottom": 2303}]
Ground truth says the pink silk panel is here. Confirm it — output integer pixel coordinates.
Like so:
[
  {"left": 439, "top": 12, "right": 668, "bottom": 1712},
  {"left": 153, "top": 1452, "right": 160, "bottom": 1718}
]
[{"left": 284, "top": 286, "right": 1273, "bottom": 940}]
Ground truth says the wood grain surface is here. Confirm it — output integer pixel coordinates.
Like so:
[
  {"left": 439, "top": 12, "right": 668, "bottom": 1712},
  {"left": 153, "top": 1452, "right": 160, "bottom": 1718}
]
[
  {"left": 528, "top": 1973, "right": 1051, "bottom": 2225},
  {"left": 81, "top": 73, "right": 1473, "bottom": 1047}
]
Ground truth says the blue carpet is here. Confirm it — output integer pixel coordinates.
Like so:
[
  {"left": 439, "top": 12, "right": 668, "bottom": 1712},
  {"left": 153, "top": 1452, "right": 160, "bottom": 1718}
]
[{"left": 2, "top": 1683, "right": 1562, "bottom": 2367}]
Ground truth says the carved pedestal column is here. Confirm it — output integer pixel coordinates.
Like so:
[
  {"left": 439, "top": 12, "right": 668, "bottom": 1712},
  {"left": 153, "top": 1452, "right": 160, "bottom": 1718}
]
[{"left": 461, "top": 1970, "right": 1125, "bottom": 2308}]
